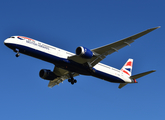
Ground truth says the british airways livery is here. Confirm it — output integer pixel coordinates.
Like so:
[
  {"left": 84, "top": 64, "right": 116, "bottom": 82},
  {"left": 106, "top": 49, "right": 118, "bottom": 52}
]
[{"left": 4, "top": 27, "right": 159, "bottom": 88}]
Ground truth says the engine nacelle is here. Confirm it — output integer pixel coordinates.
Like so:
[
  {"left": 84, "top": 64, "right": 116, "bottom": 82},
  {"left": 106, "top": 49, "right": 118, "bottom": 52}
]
[
  {"left": 76, "top": 46, "right": 93, "bottom": 59},
  {"left": 39, "top": 69, "right": 58, "bottom": 80}
]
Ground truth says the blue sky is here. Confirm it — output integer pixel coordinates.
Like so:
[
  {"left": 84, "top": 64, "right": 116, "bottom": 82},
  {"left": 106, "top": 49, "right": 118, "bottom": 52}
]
[{"left": 0, "top": 0, "right": 165, "bottom": 120}]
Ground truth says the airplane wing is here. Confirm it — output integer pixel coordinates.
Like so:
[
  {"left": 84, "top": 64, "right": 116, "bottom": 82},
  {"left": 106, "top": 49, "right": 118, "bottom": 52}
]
[
  {"left": 68, "top": 27, "right": 160, "bottom": 66},
  {"left": 48, "top": 66, "right": 79, "bottom": 88}
]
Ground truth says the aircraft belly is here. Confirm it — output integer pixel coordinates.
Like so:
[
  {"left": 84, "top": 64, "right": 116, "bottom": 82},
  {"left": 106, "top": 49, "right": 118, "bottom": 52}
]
[
  {"left": 5, "top": 43, "right": 126, "bottom": 81},
  {"left": 5, "top": 43, "right": 92, "bottom": 75},
  {"left": 93, "top": 69, "right": 125, "bottom": 83},
  {"left": 57, "top": 60, "right": 92, "bottom": 75},
  {"left": 5, "top": 43, "right": 62, "bottom": 63}
]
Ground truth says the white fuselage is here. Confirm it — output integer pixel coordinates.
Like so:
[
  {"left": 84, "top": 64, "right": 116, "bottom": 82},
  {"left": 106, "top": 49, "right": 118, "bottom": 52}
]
[{"left": 4, "top": 36, "right": 133, "bottom": 83}]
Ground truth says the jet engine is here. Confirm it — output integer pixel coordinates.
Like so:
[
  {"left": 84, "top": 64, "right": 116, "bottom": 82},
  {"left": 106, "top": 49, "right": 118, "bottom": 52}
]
[
  {"left": 39, "top": 69, "right": 58, "bottom": 80},
  {"left": 76, "top": 46, "right": 93, "bottom": 59}
]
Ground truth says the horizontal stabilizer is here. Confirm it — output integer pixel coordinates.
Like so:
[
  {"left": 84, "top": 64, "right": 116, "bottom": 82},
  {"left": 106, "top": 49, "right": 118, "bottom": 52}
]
[
  {"left": 130, "top": 70, "right": 156, "bottom": 79},
  {"left": 118, "top": 83, "right": 128, "bottom": 89}
]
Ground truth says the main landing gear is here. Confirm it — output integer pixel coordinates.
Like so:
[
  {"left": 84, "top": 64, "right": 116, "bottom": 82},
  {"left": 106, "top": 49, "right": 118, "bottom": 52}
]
[
  {"left": 68, "top": 73, "right": 77, "bottom": 85},
  {"left": 68, "top": 78, "right": 77, "bottom": 85}
]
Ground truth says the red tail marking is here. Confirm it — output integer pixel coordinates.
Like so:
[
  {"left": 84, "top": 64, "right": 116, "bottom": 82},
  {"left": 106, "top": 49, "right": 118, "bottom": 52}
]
[
  {"left": 126, "top": 61, "right": 132, "bottom": 67},
  {"left": 121, "top": 69, "right": 130, "bottom": 76}
]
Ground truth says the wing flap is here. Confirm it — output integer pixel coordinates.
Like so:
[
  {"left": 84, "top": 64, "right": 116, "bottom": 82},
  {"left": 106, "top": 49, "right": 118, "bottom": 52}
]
[
  {"left": 53, "top": 66, "right": 69, "bottom": 76},
  {"left": 48, "top": 72, "right": 79, "bottom": 88},
  {"left": 48, "top": 74, "right": 69, "bottom": 88}
]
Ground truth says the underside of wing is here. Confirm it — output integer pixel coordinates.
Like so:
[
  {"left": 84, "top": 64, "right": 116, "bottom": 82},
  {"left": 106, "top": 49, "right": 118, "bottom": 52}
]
[
  {"left": 92, "top": 27, "right": 160, "bottom": 55},
  {"left": 48, "top": 72, "right": 79, "bottom": 88},
  {"left": 68, "top": 55, "right": 94, "bottom": 64},
  {"left": 90, "top": 27, "right": 160, "bottom": 66},
  {"left": 48, "top": 66, "right": 79, "bottom": 88},
  {"left": 68, "top": 27, "right": 159, "bottom": 67}
]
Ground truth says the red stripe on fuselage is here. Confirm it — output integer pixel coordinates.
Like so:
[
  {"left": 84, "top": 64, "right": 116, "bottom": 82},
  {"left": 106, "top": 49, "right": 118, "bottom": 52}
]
[{"left": 18, "top": 36, "right": 35, "bottom": 41}]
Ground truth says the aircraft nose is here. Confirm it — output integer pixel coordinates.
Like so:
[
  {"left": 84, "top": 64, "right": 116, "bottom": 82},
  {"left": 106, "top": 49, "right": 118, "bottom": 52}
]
[
  {"left": 4, "top": 39, "right": 9, "bottom": 45},
  {"left": 4, "top": 38, "right": 11, "bottom": 47}
]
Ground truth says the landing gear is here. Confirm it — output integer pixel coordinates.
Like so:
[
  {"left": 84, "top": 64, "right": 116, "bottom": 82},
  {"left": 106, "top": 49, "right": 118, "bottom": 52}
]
[
  {"left": 68, "top": 72, "right": 77, "bottom": 85},
  {"left": 68, "top": 78, "right": 77, "bottom": 85},
  {"left": 16, "top": 52, "right": 20, "bottom": 57},
  {"left": 14, "top": 48, "right": 20, "bottom": 57}
]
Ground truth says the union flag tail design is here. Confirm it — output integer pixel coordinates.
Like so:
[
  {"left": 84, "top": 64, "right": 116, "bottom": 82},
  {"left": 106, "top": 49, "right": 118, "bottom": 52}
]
[{"left": 121, "top": 59, "right": 133, "bottom": 76}]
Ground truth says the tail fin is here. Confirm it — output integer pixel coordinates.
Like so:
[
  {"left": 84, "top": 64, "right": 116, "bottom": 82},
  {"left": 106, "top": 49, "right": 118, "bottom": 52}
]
[{"left": 121, "top": 59, "right": 133, "bottom": 76}]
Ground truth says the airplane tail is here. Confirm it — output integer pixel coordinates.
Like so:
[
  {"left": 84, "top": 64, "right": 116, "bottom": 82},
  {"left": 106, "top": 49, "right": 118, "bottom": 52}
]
[
  {"left": 121, "top": 59, "right": 133, "bottom": 76},
  {"left": 130, "top": 70, "right": 156, "bottom": 80},
  {"left": 119, "top": 59, "right": 156, "bottom": 89}
]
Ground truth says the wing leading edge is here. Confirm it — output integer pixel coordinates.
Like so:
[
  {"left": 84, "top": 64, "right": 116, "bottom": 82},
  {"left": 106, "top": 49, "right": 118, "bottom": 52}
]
[{"left": 68, "top": 27, "right": 160, "bottom": 66}]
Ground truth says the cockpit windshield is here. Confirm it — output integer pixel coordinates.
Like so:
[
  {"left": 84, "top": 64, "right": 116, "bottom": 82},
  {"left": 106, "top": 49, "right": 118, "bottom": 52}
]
[{"left": 10, "top": 36, "right": 15, "bottom": 38}]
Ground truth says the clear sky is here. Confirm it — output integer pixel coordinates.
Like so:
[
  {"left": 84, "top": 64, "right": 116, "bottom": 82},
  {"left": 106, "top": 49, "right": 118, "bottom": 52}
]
[{"left": 0, "top": 0, "right": 165, "bottom": 120}]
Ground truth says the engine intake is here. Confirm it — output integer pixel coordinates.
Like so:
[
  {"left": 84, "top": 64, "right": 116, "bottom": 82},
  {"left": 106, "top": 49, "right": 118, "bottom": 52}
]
[
  {"left": 76, "top": 46, "right": 93, "bottom": 59},
  {"left": 39, "top": 69, "right": 58, "bottom": 80}
]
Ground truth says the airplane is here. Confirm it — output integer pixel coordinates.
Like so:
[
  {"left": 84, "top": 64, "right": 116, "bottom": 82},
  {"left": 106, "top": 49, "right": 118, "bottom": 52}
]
[{"left": 4, "top": 27, "right": 160, "bottom": 89}]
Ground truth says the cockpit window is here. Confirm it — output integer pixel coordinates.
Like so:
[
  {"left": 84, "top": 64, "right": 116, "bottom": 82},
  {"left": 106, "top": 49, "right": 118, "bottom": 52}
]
[{"left": 10, "top": 36, "right": 15, "bottom": 38}]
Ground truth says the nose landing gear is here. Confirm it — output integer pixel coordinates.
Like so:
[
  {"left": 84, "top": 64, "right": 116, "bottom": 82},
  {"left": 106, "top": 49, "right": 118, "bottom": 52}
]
[
  {"left": 14, "top": 48, "right": 20, "bottom": 57},
  {"left": 16, "top": 52, "right": 20, "bottom": 57}
]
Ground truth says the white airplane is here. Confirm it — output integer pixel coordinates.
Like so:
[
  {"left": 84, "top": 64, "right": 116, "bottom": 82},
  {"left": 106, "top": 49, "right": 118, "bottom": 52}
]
[{"left": 4, "top": 27, "right": 159, "bottom": 88}]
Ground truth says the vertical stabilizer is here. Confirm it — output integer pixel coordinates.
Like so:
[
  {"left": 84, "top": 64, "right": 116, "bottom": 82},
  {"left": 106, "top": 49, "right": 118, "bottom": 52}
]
[{"left": 121, "top": 59, "right": 133, "bottom": 76}]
